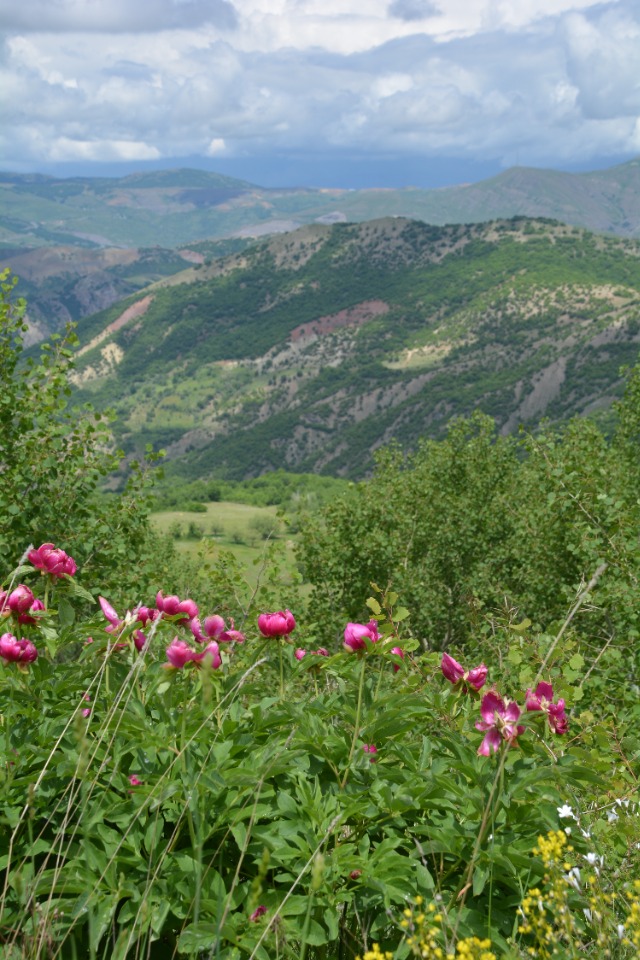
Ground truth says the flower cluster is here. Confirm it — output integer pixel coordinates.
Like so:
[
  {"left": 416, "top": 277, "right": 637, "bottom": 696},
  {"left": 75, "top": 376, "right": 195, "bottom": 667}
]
[
  {"left": 0, "top": 632, "right": 38, "bottom": 664},
  {"left": 400, "top": 897, "right": 496, "bottom": 960},
  {"left": 439, "top": 653, "right": 569, "bottom": 755},
  {"left": 441, "top": 653, "right": 487, "bottom": 692},
  {"left": 28, "top": 543, "right": 77, "bottom": 578},
  {"left": 98, "top": 591, "right": 246, "bottom": 668}
]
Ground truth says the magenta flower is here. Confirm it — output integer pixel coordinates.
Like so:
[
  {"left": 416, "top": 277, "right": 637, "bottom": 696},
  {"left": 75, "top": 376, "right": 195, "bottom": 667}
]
[
  {"left": 190, "top": 614, "right": 245, "bottom": 644},
  {"left": 6, "top": 585, "right": 36, "bottom": 616},
  {"left": 156, "top": 591, "right": 199, "bottom": 622},
  {"left": 17, "top": 597, "right": 46, "bottom": 625},
  {"left": 390, "top": 646, "right": 405, "bottom": 672},
  {"left": 526, "top": 682, "right": 569, "bottom": 735},
  {"left": 362, "top": 743, "right": 378, "bottom": 762},
  {"left": 343, "top": 620, "right": 380, "bottom": 652},
  {"left": 441, "top": 653, "right": 487, "bottom": 691},
  {"left": 99, "top": 596, "right": 124, "bottom": 634},
  {"left": 0, "top": 633, "right": 38, "bottom": 664},
  {"left": 294, "top": 648, "right": 306, "bottom": 660},
  {"left": 315, "top": 647, "right": 329, "bottom": 657},
  {"left": 135, "top": 605, "right": 157, "bottom": 627},
  {"left": 164, "top": 638, "right": 197, "bottom": 669},
  {"left": 128, "top": 774, "right": 143, "bottom": 787},
  {"left": 249, "top": 905, "right": 267, "bottom": 922},
  {"left": 475, "top": 691, "right": 525, "bottom": 756},
  {"left": 28, "top": 543, "right": 77, "bottom": 577},
  {"left": 133, "top": 630, "right": 148, "bottom": 652},
  {"left": 257, "top": 610, "right": 296, "bottom": 638},
  {"left": 193, "top": 641, "right": 222, "bottom": 670}
]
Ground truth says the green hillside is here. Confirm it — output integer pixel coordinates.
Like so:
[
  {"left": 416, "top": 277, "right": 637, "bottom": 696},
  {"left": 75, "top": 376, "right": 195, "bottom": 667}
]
[{"left": 69, "top": 216, "right": 640, "bottom": 481}]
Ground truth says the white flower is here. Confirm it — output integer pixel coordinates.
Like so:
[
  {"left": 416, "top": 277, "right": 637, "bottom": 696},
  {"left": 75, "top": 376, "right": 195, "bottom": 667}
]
[
  {"left": 557, "top": 804, "right": 575, "bottom": 820},
  {"left": 583, "top": 908, "right": 593, "bottom": 922},
  {"left": 617, "top": 925, "right": 626, "bottom": 939},
  {"left": 564, "top": 826, "right": 572, "bottom": 835},
  {"left": 565, "top": 867, "right": 581, "bottom": 890},
  {"left": 607, "top": 809, "right": 619, "bottom": 823}
]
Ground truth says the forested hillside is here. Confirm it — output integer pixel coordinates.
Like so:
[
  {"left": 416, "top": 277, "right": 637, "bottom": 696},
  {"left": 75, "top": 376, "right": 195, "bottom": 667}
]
[{"left": 69, "top": 216, "right": 640, "bottom": 480}]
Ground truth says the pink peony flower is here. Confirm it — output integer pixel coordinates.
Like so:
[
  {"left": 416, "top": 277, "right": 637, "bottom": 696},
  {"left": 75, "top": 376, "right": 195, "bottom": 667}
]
[
  {"left": 164, "top": 638, "right": 197, "bottom": 669},
  {"left": 343, "top": 620, "right": 380, "bottom": 652},
  {"left": 135, "top": 605, "right": 157, "bottom": 627},
  {"left": 525, "top": 682, "right": 569, "bottom": 735},
  {"left": 7, "top": 585, "right": 36, "bottom": 616},
  {"left": 193, "top": 641, "right": 222, "bottom": 670},
  {"left": 441, "top": 653, "right": 487, "bottom": 692},
  {"left": 390, "top": 646, "right": 405, "bottom": 672},
  {"left": 249, "top": 905, "right": 267, "bottom": 922},
  {"left": 99, "top": 596, "right": 124, "bottom": 634},
  {"left": 191, "top": 614, "right": 245, "bottom": 644},
  {"left": 17, "top": 597, "right": 46, "bottom": 625},
  {"left": 0, "top": 632, "right": 38, "bottom": 664},
  {"left": 28, "top": 543, "right": 77, "bottom": 577},
  {"left": 156, "top": 591, "right": 198, "bottom": 622},
  {"left": 133, "top": 630, "right": 148, "bottom": 652},
  {"left": 475, "top": 691, "right": 525, "bottom": 756},
  {"left": 258, "top": 610, "right": 296, "bottom": 638},
  {"left": 315, "top": 647, "right": 329, "bottom": 657},
  {"left": 362, "top": 743, "right": 378, "bottom": 762},
  {"left": 294, "top": 648, "right": 306, "bottom": 660}
]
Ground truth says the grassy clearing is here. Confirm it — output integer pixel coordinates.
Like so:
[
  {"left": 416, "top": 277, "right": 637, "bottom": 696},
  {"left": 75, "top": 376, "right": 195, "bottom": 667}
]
[{"left": 151, "top": 499, "right": 298, "bottom": 582}]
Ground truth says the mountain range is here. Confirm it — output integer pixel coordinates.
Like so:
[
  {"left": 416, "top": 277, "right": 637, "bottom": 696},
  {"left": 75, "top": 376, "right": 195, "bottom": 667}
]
[{"left": 2, "top": 159, "right": 640, "bottom": 342}]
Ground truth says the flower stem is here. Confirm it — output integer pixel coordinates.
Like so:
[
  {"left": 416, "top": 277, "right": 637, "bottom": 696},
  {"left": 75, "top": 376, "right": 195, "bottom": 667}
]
[
  {"left": 279, "top": 643, "right": 284, "bottom": 698},
  {"left": 340, "top": 656, "right": 366, "bottom": 789}
]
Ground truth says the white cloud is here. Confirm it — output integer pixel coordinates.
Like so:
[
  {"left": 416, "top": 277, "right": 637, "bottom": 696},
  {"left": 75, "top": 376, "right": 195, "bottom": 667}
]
[
  {"left": 0, "top": 0, "right": 238, "bottom": 33},
  {"left": 0, "top": 0, "right": 638, "bottom": 172}
]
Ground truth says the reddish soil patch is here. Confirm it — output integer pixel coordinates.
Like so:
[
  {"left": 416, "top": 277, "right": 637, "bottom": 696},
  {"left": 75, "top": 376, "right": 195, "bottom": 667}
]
[
  {"left": 290, "top": 300, "right": 389, "bottom": 342},
  {"left": 77, "top": 295, "right": 154, "bottom": 357}
]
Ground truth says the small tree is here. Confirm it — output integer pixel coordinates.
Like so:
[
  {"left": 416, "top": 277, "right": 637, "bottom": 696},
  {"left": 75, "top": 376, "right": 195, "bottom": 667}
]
[{"left": 0, "top": 269, "right": 171, "bottom": 603}]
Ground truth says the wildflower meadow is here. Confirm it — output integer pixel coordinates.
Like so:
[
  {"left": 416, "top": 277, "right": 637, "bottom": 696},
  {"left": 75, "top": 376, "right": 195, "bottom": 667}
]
[{"left": 1, "top": 268, "right": 639, "bottom": 959}]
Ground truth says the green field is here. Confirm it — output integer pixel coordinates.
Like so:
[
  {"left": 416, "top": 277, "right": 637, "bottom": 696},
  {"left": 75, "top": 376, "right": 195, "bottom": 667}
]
[{"left": 151, "top": 499, "right": 298, "bottom": 583}]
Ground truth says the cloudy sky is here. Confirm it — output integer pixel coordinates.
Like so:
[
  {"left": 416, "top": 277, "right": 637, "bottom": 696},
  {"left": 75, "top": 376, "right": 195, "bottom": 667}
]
[{"left": 1, "top": 0, "right": 639, "bottom": 187}]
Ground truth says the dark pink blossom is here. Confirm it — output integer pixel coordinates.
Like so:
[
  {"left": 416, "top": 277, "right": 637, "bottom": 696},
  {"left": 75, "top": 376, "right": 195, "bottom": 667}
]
[
  {"left": 294, "top": 648, "right": 307, "bottom": 660},
  {"left": 257, "top": 610, "right": 296, "bottom": 638},
  {"left": 128, "top": 774, "right": 143, "bottom": 787},
  {"left": 475, "top": 691, "right": 525, "bottom": 756},
  {"left": 190, "top": 614, "right": 244, "bottom": 644},
  {"left": 7, "top": 585, "right": 35, "bottom": 616},
  {"left": 193, "top": 641, "right": 222, "bottom": 670},
  {"left": 164, "top": 638, "right": 197, "bottom": 669},
  {"left": 249, "top": 905, "right": 267, "bottom": 922},
  {"left": 315, "top": 647, "right": 329, "bottom": 657},
  {"left": 0, "top": 633, "right": 38, "bottom": 664},
  {"left": 99, "top": 596, "right": 123, "bottom": 634},
  {"left": 526, "top": 682, "right": 569, "bottom": 735},
  {"left": 156, "top": 591, "right": 198, "bottom": 622},
  {"left": 343, "top": 620, "right": 380, "bottom": 652},
  {"left": 362, "top": 743, "right": 378, "bottom": 762},
  {"left": 441, "top": 653, "right": 487, "bottom": 691},
  {"left": 390, "top": 646, "right": 405, "bottom": 672},
  {"left": 28, "top": 543, "right": 77, "bottom": 577},
  {"left": 349, "top": 870, "right": 362, "bottom": 880},
  {"left": 135, "top": 606, "right": 157, "bottom": 627},
  {"left": 133, "top": 630, "right": 148, "bottom": 652},
  {"left": 17, "top": 597, "right": 46, "bottom": 625}
]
